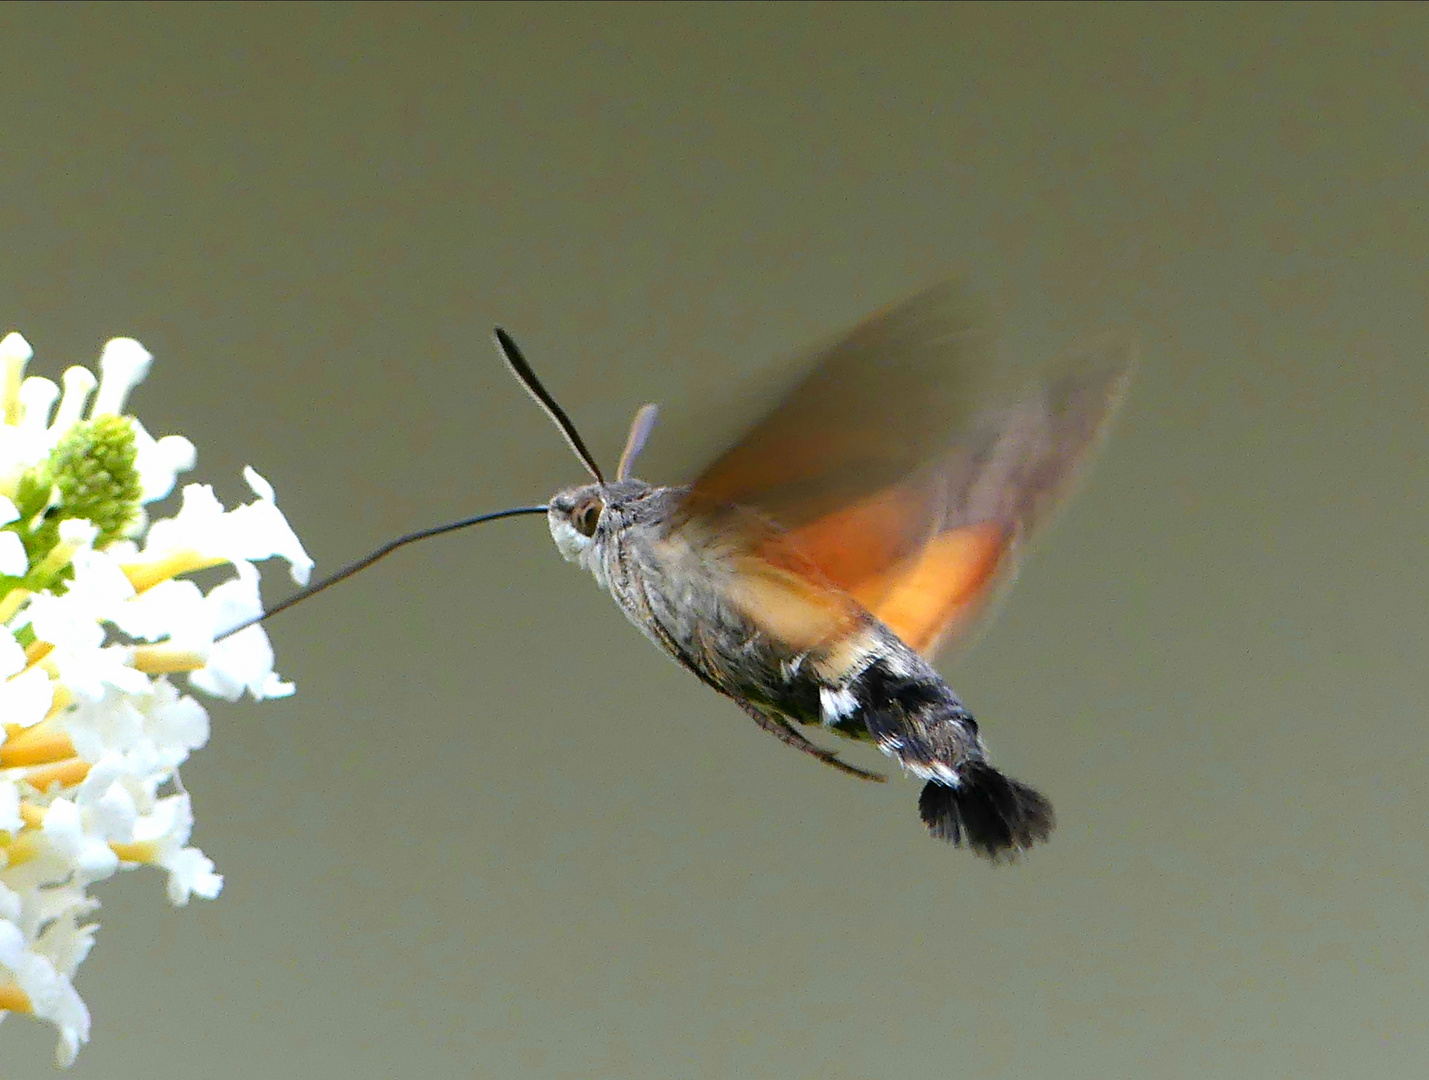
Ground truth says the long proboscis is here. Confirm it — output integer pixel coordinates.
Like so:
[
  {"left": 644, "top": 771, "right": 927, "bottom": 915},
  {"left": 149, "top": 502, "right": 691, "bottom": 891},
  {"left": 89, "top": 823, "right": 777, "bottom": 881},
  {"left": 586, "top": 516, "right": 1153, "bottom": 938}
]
[
  {"left": 215, "top": 504, "right": 549, "bottom": 642},
  {"left": 217, "top": 326, "right": 591, "bottom": 641}
]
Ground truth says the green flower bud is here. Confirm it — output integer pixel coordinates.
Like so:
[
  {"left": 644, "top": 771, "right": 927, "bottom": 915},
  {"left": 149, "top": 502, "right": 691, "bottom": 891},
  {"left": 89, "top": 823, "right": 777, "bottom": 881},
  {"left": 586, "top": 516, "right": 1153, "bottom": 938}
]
[{"left": 4, "top": 416, "right": 143, "bottom": 593}]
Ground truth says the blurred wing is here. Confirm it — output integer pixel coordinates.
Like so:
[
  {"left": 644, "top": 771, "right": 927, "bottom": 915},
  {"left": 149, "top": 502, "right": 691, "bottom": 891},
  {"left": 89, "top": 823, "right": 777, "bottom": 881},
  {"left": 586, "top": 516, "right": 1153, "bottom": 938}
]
[
  {"left": 669, "top": 503, "right": 867, "bottom": 656},
  {"left": 684, "top": 283, "right": 1134, "bottom": 658}
]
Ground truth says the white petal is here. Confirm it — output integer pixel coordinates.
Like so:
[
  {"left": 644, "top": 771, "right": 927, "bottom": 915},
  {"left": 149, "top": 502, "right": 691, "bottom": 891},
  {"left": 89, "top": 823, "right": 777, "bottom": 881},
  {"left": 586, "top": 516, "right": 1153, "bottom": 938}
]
[
  {"left": 35, "top": 909, "right": 98, "bottom": 979},
  {"left": 92, "top": 338, "right": 152, "bottom": 417},
  {"left": 0, "top": 430, "right": 42, "bottom": 493},
  {"left": 0, "top": 917, "right": 25, "bottom": 964},
  {"left": 203, "top": 562, "right": 263, "bottom": 634},
  {"left": 242, "top": 465, "right": 276, "bottom": 503},
  {"left": 140, "top": 471, "right": 313, "bottom": 583},
  {"left": 28, "top": 884, "right": 99, "bottom": 933},
  {"left": 164, "top": 847, "right": 223, "bottom": 905},
  {"left": 0, "top": 665, "right": 54, "bottom": 726},
  {"left": 141, "top": 482, "right": 225, "bottom": 553},
  {"left": 73, "top": 754, "right": 129, "bottom": 805},
  {"left": 0, "top": 530, "right": 28, "bottom": 576},
  {"left": 14, "top": 948, "right": 90, "bottom": 1066},
  {"left": 63, "top": 691, "right": 147, "bottom": 760},
  {"left": 52, "top": 366, "right": 97, "bottom": 433},
  {"left": 25, "top": 593, "right": 106, "bottom": 652},
  {"left": 0, "top": 778, "right": 21, "bottom": 833},
  {"left": 131, "top": 418, "right": 196, "bottom": 503},
  {"left": 0, "top": 628, "right": 27, "bottom": 678},
  {"left": 56, "top": 517, "right": 98, "bottom": 548},
  {"left": 87, "top": 780, "right": 140, "bottom": 843},
  {"left": 0, "top": 495, "right": 19, "bottom": 526},
  {"left": 110, "top": 577, "right": 206, "bottom": 643},
  {"left": 256, "top": 671, "right": 296, "bottom": 699},
  {"left": 233, "top": 468, "right": 313, "bottom": 585},
  {"left": 189, "top": 624, "right": 273, "bottom": 701},
  {"left": 133, "top": 792, "right": 191, "bottom": 846},
  {"left": 48, "top": 644, "right": 151, "bottom": 701},
  {"left": 228, "top": 501, "right": 314, "bottom": 586},
  {"left": 70, "top": 548, "right": 137, "bottom": 609},
  {"left": 0, "top": 883, "right": 21, "bottom": 926},
  {"left": 17, "top": 377, "right": 59, "bottom": 432},
  {"left": 41, "top": 800, "right": 119, "bottom": 884},
  {"left": 146, "top": 689, "right": 210, "bottom": 754},
  {"left": 0, "top": 330, "right": 33, "bottom": 364}
]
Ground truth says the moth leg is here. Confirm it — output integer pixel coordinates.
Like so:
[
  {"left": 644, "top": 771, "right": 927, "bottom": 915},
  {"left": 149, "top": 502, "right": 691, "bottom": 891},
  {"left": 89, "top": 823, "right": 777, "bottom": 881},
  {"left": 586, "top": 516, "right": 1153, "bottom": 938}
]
[{"left": 736, "top": 701, "right": 886, "bottom": 783}]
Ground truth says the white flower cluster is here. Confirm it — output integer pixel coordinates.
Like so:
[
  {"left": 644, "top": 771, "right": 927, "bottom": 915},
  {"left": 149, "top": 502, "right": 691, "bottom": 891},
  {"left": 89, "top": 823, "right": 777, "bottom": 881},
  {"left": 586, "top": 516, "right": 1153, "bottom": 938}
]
[{"left": 0, "top": 332, "right": 311, "bottom": 1065}]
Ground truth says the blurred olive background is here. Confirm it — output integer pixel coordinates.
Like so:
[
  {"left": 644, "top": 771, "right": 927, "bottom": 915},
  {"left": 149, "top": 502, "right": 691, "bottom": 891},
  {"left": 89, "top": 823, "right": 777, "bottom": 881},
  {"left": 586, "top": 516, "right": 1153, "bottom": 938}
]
[{"left": 2, "top": 3, "right": 1426, "bottom": 1077}]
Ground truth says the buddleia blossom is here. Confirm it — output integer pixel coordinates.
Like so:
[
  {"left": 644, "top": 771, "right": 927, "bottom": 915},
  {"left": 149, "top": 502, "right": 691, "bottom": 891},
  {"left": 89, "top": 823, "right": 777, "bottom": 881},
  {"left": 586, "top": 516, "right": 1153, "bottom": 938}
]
[{"left": 0, "top": 332, "right": 311, "bottom": 1064}]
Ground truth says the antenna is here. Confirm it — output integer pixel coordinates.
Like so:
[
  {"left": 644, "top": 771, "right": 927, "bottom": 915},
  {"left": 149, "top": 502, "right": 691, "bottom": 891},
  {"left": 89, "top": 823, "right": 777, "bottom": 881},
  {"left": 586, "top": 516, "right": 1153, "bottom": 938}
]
[
  {"left": 617, "top": 404, "right": 659, "bottom": 481},
  {"left": 494, "top": 327, "right": 605, "bottom": 483}
]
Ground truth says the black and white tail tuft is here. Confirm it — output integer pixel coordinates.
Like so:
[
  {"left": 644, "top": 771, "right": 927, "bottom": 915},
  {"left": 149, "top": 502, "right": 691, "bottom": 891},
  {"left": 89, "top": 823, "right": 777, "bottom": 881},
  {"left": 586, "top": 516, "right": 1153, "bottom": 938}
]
[{"left": 917, "top": 762, "right": 1054, "bottom": 860}]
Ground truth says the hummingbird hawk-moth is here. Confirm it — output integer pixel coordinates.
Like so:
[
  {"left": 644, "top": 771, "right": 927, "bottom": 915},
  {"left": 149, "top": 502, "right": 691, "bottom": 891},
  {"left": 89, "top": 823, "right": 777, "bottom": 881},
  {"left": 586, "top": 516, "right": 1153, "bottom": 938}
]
[
  {"left": 244, "top": 282, "right": 1132, "bottom": 860},
  {"left": 497, "top": 283, "right": 1133, "bottom": 860}
]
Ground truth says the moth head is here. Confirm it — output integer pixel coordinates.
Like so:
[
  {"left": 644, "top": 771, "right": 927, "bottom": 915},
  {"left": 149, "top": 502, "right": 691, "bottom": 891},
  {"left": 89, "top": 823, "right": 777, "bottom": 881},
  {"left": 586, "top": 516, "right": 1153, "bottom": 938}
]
[
  {"left": 547, "top": 482, "right": 606, "bottom": 563},
  {"left": 548, "top": 478, "right": 661, "bottom": 565},
  {"left": 494, "top": 327, "right": 666, "bottom": 567}
]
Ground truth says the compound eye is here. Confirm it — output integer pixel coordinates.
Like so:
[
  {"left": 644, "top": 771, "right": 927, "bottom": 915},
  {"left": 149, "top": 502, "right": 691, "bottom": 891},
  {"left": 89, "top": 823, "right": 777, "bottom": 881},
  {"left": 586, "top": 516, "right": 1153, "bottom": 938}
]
[{"left": 572, "top": 497, "right": 604, "bottom": 538}]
